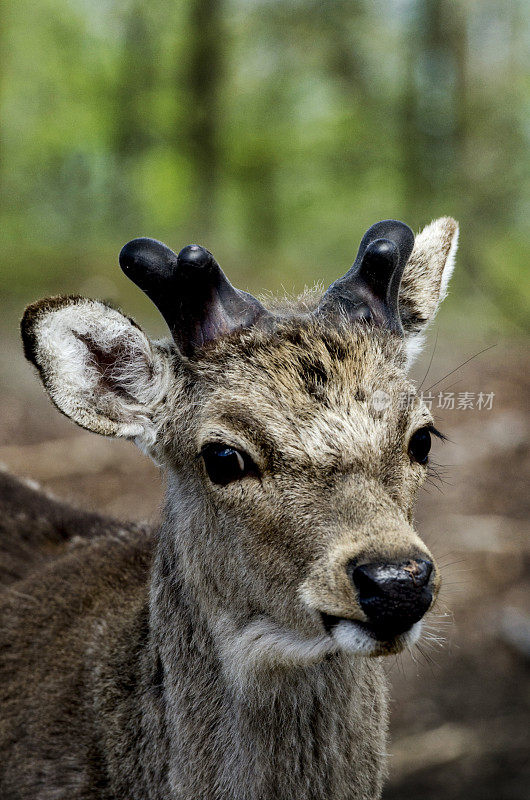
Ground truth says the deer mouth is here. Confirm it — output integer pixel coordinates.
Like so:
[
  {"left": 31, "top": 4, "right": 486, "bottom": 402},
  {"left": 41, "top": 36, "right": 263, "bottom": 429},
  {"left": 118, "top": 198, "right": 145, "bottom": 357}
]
[
  {"left": 320, "top": 612, "right": 422, "bottom": 655},
  {"left": 321, "top": 612, "right": 416, "bottom": 639}
]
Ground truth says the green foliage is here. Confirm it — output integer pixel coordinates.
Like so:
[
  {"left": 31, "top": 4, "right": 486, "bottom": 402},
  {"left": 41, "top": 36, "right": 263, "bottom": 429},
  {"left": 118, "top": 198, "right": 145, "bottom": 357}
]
[{"left": 0, "top": 0, "right": 528, "bottom": 332}]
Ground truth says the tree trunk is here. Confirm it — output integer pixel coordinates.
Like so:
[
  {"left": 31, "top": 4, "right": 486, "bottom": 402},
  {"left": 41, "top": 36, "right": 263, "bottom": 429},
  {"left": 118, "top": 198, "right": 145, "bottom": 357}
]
[
  {"left": 400, "top": 0, "right": 460, "bottom": 220},
  {"left": 114, "top": 3, "right": 157, "bottom": 160},
  {"left": 182, "top": 0, "right": 224, "bottom": 235}
]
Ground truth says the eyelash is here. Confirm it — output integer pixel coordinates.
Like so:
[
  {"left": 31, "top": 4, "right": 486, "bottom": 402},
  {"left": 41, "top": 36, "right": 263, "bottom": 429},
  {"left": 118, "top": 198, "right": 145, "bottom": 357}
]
[{"left": 428, "top": 424, "right": 446, "bottom": 441}]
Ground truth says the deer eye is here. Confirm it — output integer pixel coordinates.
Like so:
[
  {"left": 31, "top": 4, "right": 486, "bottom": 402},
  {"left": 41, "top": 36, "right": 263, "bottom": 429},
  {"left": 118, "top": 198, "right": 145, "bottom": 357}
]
[
  {"left": 408, "top": 427, "right": 432, "bottom": 464},
  {"left": 201, "top": 444, "right": 256, "bottom": 485}
]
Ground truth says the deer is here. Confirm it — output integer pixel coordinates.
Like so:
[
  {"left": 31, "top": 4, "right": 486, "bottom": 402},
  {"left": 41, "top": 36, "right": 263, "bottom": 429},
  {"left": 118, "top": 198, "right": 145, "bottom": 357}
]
[{"left": 0, "top": 216, "right": 458, "bottom": 799}]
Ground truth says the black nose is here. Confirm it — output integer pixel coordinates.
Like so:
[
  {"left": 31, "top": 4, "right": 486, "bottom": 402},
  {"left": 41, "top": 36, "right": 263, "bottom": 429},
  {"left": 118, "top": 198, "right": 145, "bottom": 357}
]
[{"left": 350, "top": 559, "right": 433, "bottom": 637}]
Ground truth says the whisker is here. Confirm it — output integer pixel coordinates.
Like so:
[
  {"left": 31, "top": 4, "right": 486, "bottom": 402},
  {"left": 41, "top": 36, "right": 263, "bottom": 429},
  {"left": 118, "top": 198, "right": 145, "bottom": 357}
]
[
  {"left": 417, "top": 329, "right": 439, "bottom": 391},
  {"left": 426, "top": 343, "right": 497, "bottom": 392},
  {"left": 436, "top": 558, "right": 467, "bottom": 568},
  {"left": 422, "top": 634, "right": 446, "bottom": 644},
  {"left": 415, "top": 642, "right": 440, "bottom": 671}
]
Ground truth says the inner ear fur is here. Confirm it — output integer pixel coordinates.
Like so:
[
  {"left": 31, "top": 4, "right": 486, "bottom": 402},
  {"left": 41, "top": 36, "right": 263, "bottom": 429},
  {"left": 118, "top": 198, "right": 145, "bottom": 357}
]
[
  {"left": 399, "top": 216, "right": 459, "bottom": 335},
  {"left": 21, "top": 295, "right": 170, "bottom": 446}
]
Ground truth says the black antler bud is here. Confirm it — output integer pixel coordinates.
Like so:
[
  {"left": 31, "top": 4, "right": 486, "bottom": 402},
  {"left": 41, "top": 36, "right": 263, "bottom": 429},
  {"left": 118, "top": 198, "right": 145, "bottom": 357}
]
[
  {"left": 316, "top": 220, "right": 414, "bottom": 335},
  {"left": 119, "top": 238, "right": 269, "bottom": 356}
]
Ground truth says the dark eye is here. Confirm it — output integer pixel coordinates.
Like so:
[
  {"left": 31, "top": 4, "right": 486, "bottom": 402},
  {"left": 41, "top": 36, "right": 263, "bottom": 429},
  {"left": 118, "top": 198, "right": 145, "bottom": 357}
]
[
  {"left": 201, "top": 444, "right": 256, "bottom": 485},
  {"left": 408, "top": 427, "right": 432, "bottom": 464}
]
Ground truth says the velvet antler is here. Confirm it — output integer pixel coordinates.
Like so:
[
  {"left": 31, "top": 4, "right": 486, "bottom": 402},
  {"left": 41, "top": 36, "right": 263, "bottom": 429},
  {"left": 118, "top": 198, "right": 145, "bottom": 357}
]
[
  {"left": 119, "top": 238, "right": 269, "bottom": 357},
  {"left": 119, "top": 220, "right": 414, "bottom": 352},
  {"left": 316, "top": 220, "right": 415, "bottom": 335}
]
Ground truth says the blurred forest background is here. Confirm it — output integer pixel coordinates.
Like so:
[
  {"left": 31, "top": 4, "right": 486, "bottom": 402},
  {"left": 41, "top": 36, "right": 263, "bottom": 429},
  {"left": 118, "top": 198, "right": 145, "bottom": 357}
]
[
  {"left": 0, "top": 1, "right": 529, "bottom": 799},
  {"left": 0, "top": 0, "right": 528, "bottom": 330}
]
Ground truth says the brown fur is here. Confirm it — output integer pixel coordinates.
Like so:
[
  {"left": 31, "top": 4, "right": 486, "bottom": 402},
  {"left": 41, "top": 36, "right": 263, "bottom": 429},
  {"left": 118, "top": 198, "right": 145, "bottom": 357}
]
[
  {"left": 0, "top": 468, "right": 147, "bottom": 588},
  {"left": 1, "top": 219, "right": 457, "bottom": 799}
]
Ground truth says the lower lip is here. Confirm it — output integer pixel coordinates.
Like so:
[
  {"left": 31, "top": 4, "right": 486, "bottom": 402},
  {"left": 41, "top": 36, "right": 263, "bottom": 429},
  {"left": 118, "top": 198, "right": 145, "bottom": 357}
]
[{"left": 322, "top": 613, "right": 414, "bottom": 642}]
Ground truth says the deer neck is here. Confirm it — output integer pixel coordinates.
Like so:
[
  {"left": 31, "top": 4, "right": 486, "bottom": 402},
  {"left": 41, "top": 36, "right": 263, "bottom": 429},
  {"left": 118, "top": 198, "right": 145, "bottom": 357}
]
[{"left": 146, "top": 514, "right": 389, "bottom": 800}]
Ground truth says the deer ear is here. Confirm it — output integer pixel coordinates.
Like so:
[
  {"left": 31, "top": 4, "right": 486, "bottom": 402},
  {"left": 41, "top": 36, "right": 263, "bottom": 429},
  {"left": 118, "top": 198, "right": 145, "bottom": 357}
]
[
  {"left": 21, "top": 296, "right": 170, "bottom": 449},
  {"left": 399, "top": 217, "right": 459, "bottom": 363}
]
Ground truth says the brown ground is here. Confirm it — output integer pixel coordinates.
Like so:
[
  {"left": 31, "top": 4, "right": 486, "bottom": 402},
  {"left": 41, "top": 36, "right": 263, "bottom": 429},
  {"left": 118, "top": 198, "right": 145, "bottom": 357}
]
[{"left": 0, "top": 322, "right": 528, "bottom": 799}]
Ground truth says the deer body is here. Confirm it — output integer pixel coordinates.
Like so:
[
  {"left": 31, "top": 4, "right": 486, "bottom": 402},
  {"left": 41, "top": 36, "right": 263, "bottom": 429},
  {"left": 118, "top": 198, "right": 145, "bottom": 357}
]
[{"left": 0, "top": 217, "right": 458, "bottom": 799}]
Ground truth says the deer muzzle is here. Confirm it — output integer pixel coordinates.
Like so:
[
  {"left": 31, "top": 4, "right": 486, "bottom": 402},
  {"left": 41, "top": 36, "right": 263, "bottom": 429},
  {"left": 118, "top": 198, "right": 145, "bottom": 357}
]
[{"left": 348, "top": 558, "right": 434, "bottom": 638}]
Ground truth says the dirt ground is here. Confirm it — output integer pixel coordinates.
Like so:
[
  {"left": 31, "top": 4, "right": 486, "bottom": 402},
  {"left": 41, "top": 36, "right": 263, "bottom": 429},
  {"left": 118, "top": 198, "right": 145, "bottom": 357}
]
[{"left": 0, "top": 318, "right": 528, "bottom": 799}]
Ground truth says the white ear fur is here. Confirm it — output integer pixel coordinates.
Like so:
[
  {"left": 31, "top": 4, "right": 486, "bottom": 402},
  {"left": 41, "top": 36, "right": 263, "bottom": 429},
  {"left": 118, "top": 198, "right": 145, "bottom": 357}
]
[
  {"left": 22, "top": 296, "right": 171, "bottom": 449},
  {"left": 399, "top": 217, "right": 459, "bottom": 365}
]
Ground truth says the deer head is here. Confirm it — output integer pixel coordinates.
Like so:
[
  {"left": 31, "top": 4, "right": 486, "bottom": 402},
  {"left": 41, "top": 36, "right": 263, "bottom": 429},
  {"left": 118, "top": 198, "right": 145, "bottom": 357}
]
[{"left": 21, "top": 217, "right": 458, "bottom": 671}]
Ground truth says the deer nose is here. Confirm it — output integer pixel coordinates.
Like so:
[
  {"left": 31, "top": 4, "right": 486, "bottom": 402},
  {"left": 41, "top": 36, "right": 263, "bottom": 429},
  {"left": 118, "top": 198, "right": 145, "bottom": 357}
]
[{"left": 350, "top": 559, "right": 433, "bottom": 637}]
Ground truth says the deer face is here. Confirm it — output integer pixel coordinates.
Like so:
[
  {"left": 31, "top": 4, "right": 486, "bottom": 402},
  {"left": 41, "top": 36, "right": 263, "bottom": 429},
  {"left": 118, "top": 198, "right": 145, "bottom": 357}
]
[
  {"left": 21, "top": 217, "right": 458, "bottom": 666},
  {"left": 158, "top": 322, "right": 441, "bottom": 662}
]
